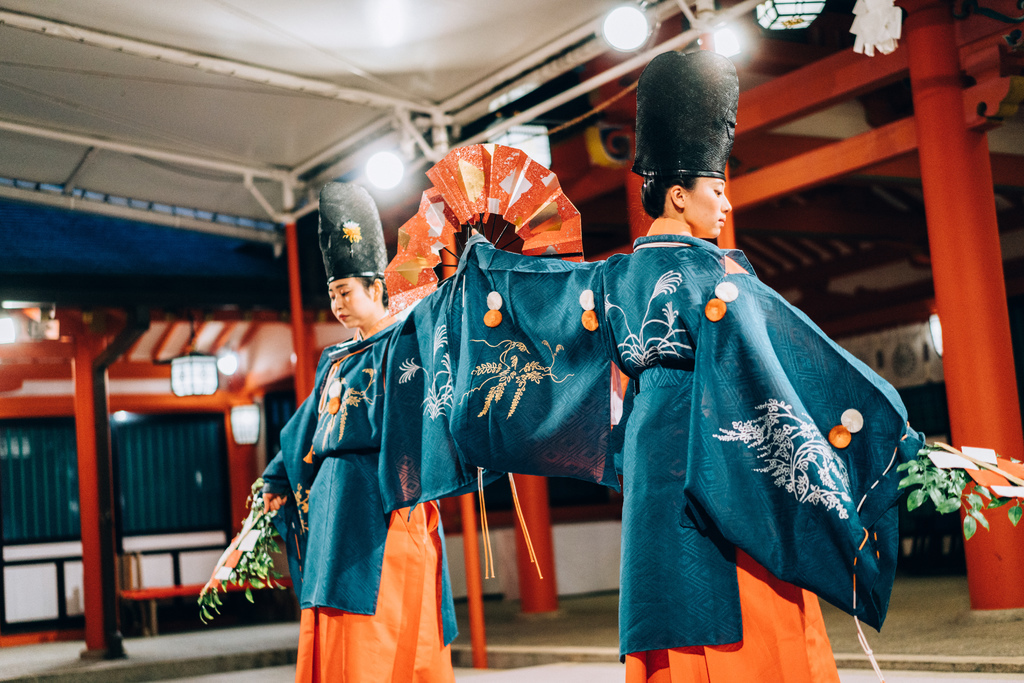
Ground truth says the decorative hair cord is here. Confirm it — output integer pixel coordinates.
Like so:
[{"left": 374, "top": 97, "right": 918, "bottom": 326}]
[
  {"left": 477, "top": 468, "right": 495, "bottom": 579},
  {"left": 508, "top": 474, "right": 544, "bottom": 580}
]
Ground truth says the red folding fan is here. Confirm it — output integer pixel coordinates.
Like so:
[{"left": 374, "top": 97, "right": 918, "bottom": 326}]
[{"left": 385, "top": 143, "right": 584, "bottom": 315}]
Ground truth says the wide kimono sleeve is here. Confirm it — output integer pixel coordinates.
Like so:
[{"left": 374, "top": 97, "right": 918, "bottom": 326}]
[
  {"left": 448, "top": 236, "right": 619, "bottom": 488},
  {"left": 263, "top": 349, "right": 336, "bottom": 600},
  {"left": 379, "top": 278, "right": 487, "bottom": 512},
  {"left": 378, "top": 236, "right": 620, "bottom": 510},
  {"left": 681, "top": 262, "right": 924, "bottom": 630}
]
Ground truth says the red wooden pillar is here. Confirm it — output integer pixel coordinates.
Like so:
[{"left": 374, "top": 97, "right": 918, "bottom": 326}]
[
  {"left": 72, "top": 313, "right": 124, "bottom": 658},
  {"left": 626, "top": 172, "right": 651, "bottom": 244},
  {"left": 442, "top": 248, "right": 488, "bottom": 666},
  {"left": 512, "top": 474, "right": 558, "bottom": 613},
  {"left": 458, "top": 493, "right": 488, "bottom": 668},
  {"left": 224, "top": 405, "right": 259, "bottom": 525},
  {"left": 904, "top": 0, "right": 1024, "bottom": 610},
  {"left": 285, "top": 221, "right": 314, "bottom": 403}
]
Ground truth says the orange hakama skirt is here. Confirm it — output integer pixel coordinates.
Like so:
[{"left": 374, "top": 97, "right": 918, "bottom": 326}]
[
  {"left": 625, "top": 550, "right": 840, "bottom": 683},
  {"left": 295, "top": 502, "right": 455, "bottom": 683}
]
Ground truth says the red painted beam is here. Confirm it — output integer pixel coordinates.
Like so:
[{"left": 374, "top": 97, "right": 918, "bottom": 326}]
[
  {"left": 0, "top": 392, "right": 233, "bottom": 419},
  {"left": 730, "top": 117, "right": 919, "bottom": 210},
  {"left": 150, "top": 319, "right": 180, "bottom": 363},
  {"left": 736, "top": 48, "right": 909, "bottom": 139},
  {"left": 210, "top": 321, "right": 238, "bottom": 354},
  {"left": 736, "top": 11, "right": 1018, "bottom": 140},
  {"left": 858, "top": 151, "right": 1024, "bottom": 188},
  {"left": 0, "top": 339, "right": 72, "bottom": 362},
  {"left": 235, "top": 319, "right": 263, "bottom": 351}
]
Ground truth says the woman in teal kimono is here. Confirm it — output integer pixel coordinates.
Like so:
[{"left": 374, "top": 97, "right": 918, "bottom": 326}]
[
  {"left": 261, "top": 183, "right": 457, "bottom": 683},
  {"left": 377, "top": 52, "right": 920, "bottom": 682}
]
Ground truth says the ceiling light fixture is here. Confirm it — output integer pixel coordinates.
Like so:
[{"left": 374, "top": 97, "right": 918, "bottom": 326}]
[
  {"left": 713, "top": 27, "right": 742, "bottom": 56},
  {"left": 928, "top": 313, "right": 943, "bottom": 357},
  {"left": 365, "top": 150, "right": 405, "bottom": 190},
  {"left": 756, "top": 0, "right": 826, "bottom": 29},
  {"left": 603, "top": 5, "right": 651, "bottom": 52},
  {"left": 217, "top": 351, "right": 239, "bottom": 376}
]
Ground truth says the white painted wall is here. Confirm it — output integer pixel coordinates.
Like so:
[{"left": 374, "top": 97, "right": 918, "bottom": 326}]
[{"left": 444, "top": 520, "right": 621, "bottom": 601}]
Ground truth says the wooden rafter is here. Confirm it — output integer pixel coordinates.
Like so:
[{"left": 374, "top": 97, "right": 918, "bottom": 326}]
[
  {"left": 730, "top": 117, "right": 919, "bottom": 210},
  {"left": 149, "top": 319, "right": 180, "bottom": 363},
  {"left": 210, "top": 321, "right": 239, "bottom": 354}
]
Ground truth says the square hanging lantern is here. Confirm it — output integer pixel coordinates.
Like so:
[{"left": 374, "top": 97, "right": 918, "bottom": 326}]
[
  {"left": 170, "top": 353, "right": 219, "bottom": 397},
  {"left": 756, "top": 0, "right": 826, "bottom": 29},
  {"left": 230, "top": 405, "right": 261, "bottom": 445}
]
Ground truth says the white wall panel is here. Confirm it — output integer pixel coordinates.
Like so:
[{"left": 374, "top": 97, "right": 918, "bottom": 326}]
[
  {"left": 64, "top": 560, "right": 84, "bottom": 616},
  {"left": 4, "top": 563, "right": 58, "bottom": 622}
]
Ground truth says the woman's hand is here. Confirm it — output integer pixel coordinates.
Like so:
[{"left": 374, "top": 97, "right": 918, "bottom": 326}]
[{"left": 263, "top": 493, "right": 287, "bottom": 512}]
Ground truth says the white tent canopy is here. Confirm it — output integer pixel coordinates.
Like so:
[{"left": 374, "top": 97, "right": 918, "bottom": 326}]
[{"left": 0, "top": 0, "right": 648, "bottom": 241}]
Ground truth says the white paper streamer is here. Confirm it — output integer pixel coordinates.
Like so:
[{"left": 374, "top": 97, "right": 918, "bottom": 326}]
[
  {"left": 961, "top": 446, "right": 999, "bottom": 465},
  {"left": 928, "top": 451, "right": 979, "bottom": 470},
  {"left": 850, "top": 0, "right": 903, "bottom": 57}
]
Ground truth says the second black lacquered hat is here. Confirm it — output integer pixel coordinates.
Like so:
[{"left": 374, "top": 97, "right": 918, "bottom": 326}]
[
  {"left": 632, "top": 50, "right": 739, "bottom": 180},
  {"left": 317, "top": 182, "right": 388, "bottom": 284}
]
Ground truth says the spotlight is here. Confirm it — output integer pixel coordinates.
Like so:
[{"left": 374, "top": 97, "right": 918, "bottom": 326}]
[
  {"left": 217, "top": 351, "right": 239, "bottom": 376},
  {"left": 365, "top": 151, "right": 405, "bottom": 190},
  {"left": 603, "top": 5, "right": 650, "bottom": 52},
  {"left": 928, "top": 313, "right": 943, "bottom": 357},
  {"left": 713, "top": 27, "right": 742, "bottom": 57}
]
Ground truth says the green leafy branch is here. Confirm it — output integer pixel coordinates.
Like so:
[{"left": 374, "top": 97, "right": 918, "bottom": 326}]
[
  {"left": 198, "top": 478, "right": 285, "bottom": 623},
  {"left": 898, "top": 444, "right": 1023, "bottom": 540}
]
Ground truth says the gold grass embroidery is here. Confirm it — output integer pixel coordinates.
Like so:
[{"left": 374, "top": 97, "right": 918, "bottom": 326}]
[
  {"left": 464, "top": 339, "right": 572, "bottom": 419},
  {"left": 293, "top": 483, "right": 310, "bottom": 533},
  {"left": 320, "top": 368, "right": 377, "bottom": 449}
]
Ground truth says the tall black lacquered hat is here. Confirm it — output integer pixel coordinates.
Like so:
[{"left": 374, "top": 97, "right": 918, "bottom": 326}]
[
  {"left": 632, "top": 50, "right": 739, "bottom": 180},
  {"left": 317, "top": 182, "right": 388, "bottom": 283}
]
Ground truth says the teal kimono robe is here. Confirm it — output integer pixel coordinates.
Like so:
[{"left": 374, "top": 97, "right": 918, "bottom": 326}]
[
  {"left": 375, "top": 234, "right": 922, "bottom": 656},
  {"left": 262, "top": 332, "right": 459, "bottom": 645}
]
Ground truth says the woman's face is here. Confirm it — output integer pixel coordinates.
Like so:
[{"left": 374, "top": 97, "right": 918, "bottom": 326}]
[
  {"left": 678, "top": 177, "right": 732, "bottom": 239},
  {"left": 328, "top": 277, "right": 384, "bottom": 334}
]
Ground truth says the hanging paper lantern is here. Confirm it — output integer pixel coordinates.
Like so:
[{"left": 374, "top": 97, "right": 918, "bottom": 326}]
[
  {"left": 230, "top": 404, "right": 261, "bottom": 445},
  {"left": 170, "top": 353, "right": 219, "bottom": 397}
]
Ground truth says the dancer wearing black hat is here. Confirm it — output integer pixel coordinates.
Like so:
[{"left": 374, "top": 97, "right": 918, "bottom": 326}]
[
  {"left": 261, "top": 183, "right": 457, "bottom": 682},
  {"left": 616, "top": 50, "right": 842, "bottom": 682}
]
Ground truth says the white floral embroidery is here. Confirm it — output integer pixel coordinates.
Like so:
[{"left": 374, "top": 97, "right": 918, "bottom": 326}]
[
  {"left": 714, "top": 399, "right": 852, "bottom": 519},
  {"left": 605, "top": 270, "right": 692, "bottom": 370},
  {"left": 398, "top": 358, "right": 422, "bottom": 384},
  {"left": 423, "top": 325, "right": 453, "bottom": 419}
]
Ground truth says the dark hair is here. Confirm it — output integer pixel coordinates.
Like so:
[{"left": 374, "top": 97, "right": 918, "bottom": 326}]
[
  {"left": 356, "top": 276, "right": 389, "bottom": 308},
  {"left": 640, "top": 175, "right": 699, "bottom": 219}
]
